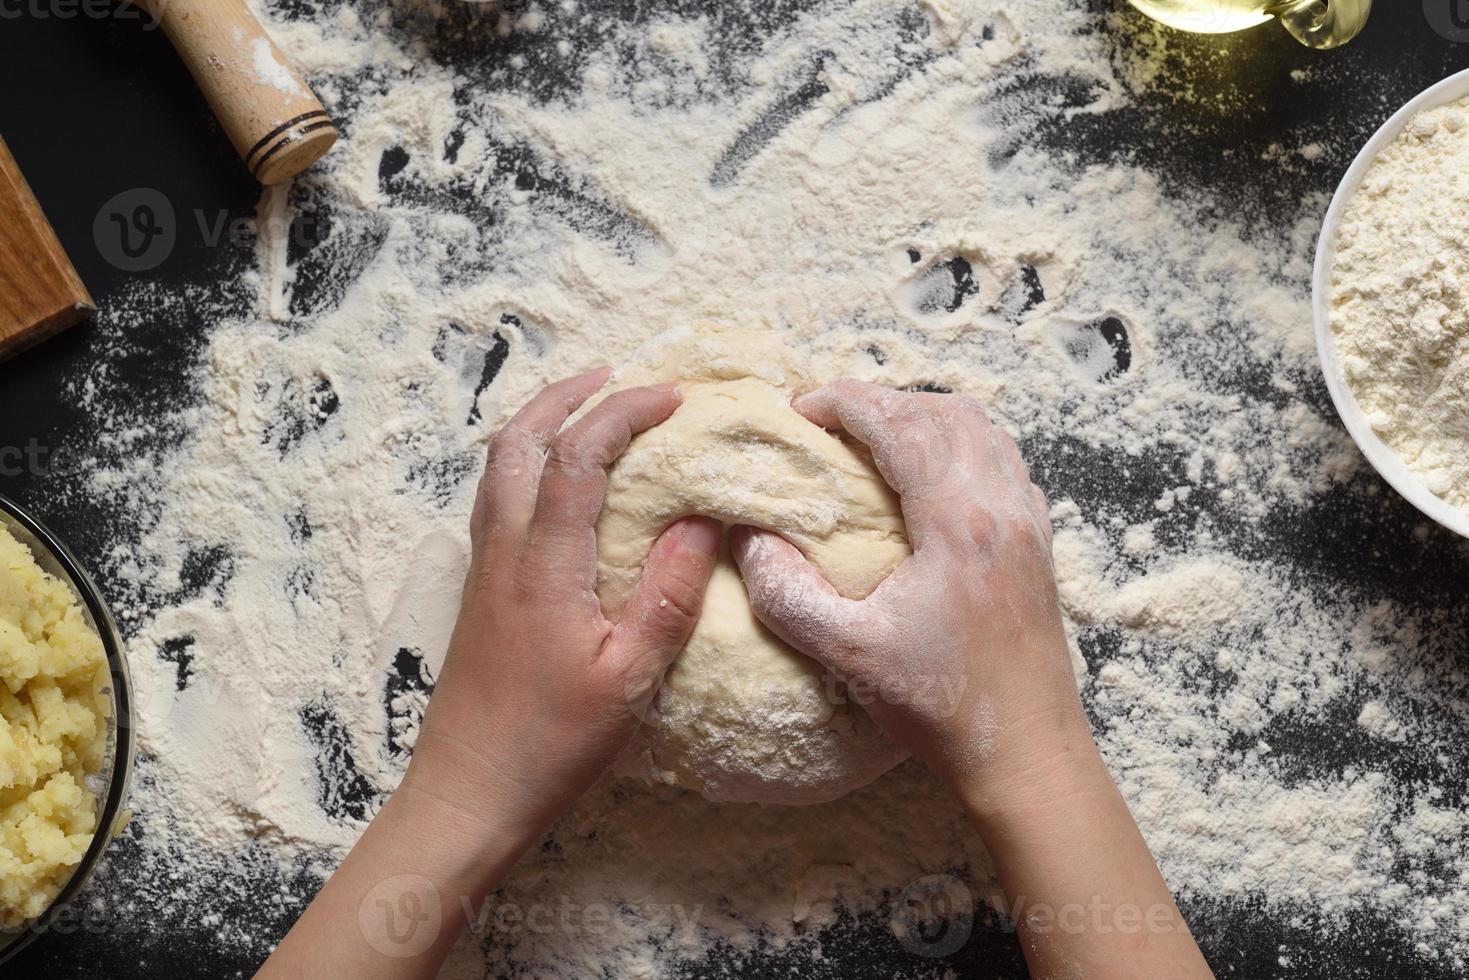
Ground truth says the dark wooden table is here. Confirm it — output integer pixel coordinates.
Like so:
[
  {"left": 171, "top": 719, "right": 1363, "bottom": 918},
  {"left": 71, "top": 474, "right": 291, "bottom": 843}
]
[{"left": 2, "top": 2, "right": 1468, "bottom": 976}]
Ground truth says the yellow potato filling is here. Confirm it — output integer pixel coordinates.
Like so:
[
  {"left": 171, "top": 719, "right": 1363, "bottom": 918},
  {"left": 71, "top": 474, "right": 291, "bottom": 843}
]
[{"left": 0, "top": 525, "right": 109, "bottom": 928}]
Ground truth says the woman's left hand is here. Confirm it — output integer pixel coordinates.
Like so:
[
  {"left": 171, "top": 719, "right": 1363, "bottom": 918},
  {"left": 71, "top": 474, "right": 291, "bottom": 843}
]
[
  {"left": 260, "top": 369, "right": 718, "bottom": 980},
  {"left": 404, "top": 368, "right": 721, "bottom": 840}
]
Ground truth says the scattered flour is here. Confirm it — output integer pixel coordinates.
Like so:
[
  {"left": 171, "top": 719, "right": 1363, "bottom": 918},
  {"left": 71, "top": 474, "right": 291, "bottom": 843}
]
[
  {"left": 1054, "top": 528, "right": 1247, "bottom": 635},
  {"left": 33, "top": 0, "right": 1469, "bottom": 974},
  {"left": 251, "top": 37, "right": 305, "bottom": 97}
]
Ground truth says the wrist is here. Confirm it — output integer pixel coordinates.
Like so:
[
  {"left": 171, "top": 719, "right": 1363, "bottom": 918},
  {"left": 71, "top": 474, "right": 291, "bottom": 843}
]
[
  {"left": 943, "top": 696, "right": 1109, "bottom": 830},
  {"left": 295, "top": 778, "right": 537, "bottom": 971},
  {"left": 396, "top": 730, "right": 551, "bottom": 873}
]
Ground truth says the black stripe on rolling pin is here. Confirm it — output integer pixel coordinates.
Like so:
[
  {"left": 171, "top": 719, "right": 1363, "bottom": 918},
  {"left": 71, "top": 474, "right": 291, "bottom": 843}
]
[
  {"left": 244, "top": 111, "right": 333, "bottom": 169},
  {"left": 250, "top": 121, "right": 337, "bottom": 179}
]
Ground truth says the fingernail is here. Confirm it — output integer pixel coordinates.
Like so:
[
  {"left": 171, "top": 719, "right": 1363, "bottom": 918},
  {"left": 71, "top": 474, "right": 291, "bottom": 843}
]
[
  {"left": 679, "top": 516, "right": 722, "bottom": 557},
  {"left": 651, "top": 381, "right": 681, "bottom": 395}
]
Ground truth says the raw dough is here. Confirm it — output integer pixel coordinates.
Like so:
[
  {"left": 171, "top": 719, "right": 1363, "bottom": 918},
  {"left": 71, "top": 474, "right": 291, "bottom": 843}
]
[{"left": 596, "top": 329, "right": 911, "bottom": 805}]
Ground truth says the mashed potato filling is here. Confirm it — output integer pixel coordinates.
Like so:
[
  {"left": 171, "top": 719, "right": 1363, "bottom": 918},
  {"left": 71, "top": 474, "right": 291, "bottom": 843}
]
[{"left": 0, "top": 525, "right": 109, "bottom": 928}]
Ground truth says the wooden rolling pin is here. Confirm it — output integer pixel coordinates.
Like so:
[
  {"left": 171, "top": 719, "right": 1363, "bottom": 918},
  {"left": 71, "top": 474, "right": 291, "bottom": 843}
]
[
  {"left": 0, "top": 138, "right": 94, "bottom": 362},
  {"left": 129, "top": 0, "right": 338, "bottom": 184}
]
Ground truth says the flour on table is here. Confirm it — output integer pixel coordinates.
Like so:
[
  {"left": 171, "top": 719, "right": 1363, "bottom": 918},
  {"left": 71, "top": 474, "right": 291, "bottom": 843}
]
[{"left": 40, "top": 0, "right": 1469, "bottom": 974}]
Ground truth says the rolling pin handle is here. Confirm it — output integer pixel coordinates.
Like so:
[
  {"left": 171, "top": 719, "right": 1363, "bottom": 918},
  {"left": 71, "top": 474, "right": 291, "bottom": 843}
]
[{"left": 141, "top": 0, "right": 338, "bottom": 184}]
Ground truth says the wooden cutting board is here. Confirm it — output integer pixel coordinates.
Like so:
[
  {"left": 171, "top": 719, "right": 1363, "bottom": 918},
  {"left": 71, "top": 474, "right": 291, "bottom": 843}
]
[{"left": 0, "top": 137, "right": 94, "bottom": 362}]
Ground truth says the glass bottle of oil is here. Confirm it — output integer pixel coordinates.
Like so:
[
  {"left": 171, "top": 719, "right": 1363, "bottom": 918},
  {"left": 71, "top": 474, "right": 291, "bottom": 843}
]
[{"left": 1127, "top": 0, "right": 1371, "bottom": 48}]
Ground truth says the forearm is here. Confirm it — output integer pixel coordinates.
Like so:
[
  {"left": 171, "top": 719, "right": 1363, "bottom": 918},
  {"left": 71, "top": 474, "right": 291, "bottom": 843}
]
[
  {"left": 258, "top": 766, "right": 540, "bottom": 980},
  {"left": 952, "top": 711, "right": 1212, "bottom": 979}
]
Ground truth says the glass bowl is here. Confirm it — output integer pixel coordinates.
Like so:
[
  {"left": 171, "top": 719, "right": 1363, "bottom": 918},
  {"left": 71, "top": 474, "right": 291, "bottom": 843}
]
[{"left": 0, "top": 493, "right": 135, "bottom": 965}]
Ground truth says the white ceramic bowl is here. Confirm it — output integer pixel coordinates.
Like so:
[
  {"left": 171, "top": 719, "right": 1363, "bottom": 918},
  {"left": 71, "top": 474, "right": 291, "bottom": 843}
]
[{"left": 1313, "top": 66, "right": 1469, "bottom": 541}]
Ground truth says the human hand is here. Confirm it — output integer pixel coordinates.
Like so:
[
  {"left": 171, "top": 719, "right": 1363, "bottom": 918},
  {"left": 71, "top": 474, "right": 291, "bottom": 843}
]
[
  {"left": 263, "top": 376, "right": 1205, "bottom": 980},
  {"left": 729, "top": 379, "right": 1092, "bottom": 817},
  {"left": 404, "top": 368, "right": 721, "bottom": 842}
]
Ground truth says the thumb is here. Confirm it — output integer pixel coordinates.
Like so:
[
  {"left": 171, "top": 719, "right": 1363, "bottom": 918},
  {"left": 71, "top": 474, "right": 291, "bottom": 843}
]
[
  {"left": 604, "top": 516, "right": 722, "bottom": 685},
  {"left": 728, "top": 525, "right": 867, "bottom": 674}
]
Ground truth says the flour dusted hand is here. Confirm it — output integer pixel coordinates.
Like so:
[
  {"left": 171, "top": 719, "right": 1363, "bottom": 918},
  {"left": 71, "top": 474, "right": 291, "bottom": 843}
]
[
  {"left": 731, "top": 379, "right": 1086, "bottom": 806},
  {"left": 264, "top": 372, "right": 1209, "bottom": 980},
  {"left": 404, "top": 369, "right": 721, "bottom": 834}
]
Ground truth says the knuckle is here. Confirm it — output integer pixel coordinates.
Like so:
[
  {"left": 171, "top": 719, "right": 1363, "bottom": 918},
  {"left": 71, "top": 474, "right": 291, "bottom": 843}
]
[
  {"left": 891, "top": 407, "right": 931, "bottom": 438},
  {"left": 987, "top": 425, "right": 1020, "bottom": 458},
  {"left": 739, "top": 564, "right": 781, "bottom": 610},
  {"left": 651, "top": 571, "right": 705, "bottom": 625},
  {"left": 964, "top": 503, "right": 999, "bottom": 540},
  {"left": 1005, "top": 512, "right": 1040, "bottom": 543},
  {"left": 545, "top": 434, "right": 598, "bottom": 476},
  {"left": 755, "top": 574, "right": 806, "bottom": 621},
  {"left": 956, "top": 394, "right": 988, "bottom": 420},
  {"left": 1001, "top": 502, "right": 1047, "bottom": 547},
  {"left": 486, "top": 423, "right": 540, "bottom": 476},
  {"left": 873, "top": 387, "right": 920, "bottom": 425}
]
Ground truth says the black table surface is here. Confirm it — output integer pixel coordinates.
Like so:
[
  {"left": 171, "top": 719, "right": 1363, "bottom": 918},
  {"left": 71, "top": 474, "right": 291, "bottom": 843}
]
[{"left": 3, "top": 2, "right": 1469, "bottom": 977}]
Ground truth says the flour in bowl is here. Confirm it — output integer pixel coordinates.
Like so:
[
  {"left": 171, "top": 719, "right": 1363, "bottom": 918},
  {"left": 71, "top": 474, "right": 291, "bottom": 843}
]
[{"left": 1330, "top": 96, "right": 1469, "bottom": 513}]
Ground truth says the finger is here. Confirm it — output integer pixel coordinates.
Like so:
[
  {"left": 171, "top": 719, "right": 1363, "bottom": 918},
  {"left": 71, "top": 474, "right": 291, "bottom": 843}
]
[
  {"left": 910, "top": 394, "right": 1051, "bottom": 547},
  {"left": 988, "top": 424, "right": 1031, "bottom": 487},
  {"left": 531, "top": 383, "right": 682, "bottom": 555},
  {"left": 980, "top": 426, "right": 1048, "bottom": 542},
  {"left": 474, "top": 367, "right": 612, "bottom": 540},
  {"left": 792, "top": 379, "right": 965, "bottom": 549},
  {"left": 910, "top": 390, "right": 989, "bottom": 425},
  {"left": 728, "top": 525, "right": 870, "bottom": 676},
  {"left": 911, "top": 390, "right": 993, "bottom": 473},
  {"left": 602, "top": 517, "right": 722, "bottom": 702},
  {"left": 1030, "top": 484, "right": 1054, "bottom": 546}
]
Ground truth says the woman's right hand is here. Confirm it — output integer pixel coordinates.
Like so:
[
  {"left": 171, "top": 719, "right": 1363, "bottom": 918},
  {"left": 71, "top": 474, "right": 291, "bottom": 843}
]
[
  {"left": 747, "top": 379, "right": 1213, "bottom": 979},
  {"left": 729, "top": 379, "right": 1094, "bottom": 814}
]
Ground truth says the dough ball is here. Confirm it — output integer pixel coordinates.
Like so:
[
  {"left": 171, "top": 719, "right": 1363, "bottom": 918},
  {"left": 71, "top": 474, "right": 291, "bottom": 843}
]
[{"left": 596, "top": 328, "right": 911, "bottom": 804}]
